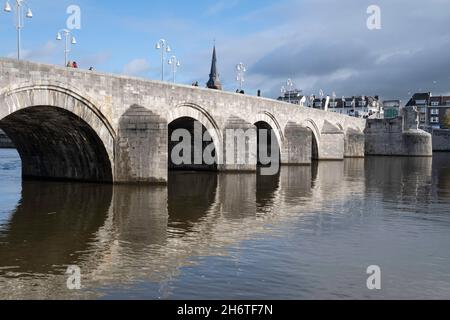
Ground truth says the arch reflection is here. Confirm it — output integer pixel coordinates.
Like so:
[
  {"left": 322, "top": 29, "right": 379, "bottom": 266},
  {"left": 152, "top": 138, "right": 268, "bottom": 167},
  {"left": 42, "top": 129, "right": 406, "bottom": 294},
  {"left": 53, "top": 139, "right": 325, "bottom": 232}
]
[{"left": 0, "top": 181, "right": 112, "bottom": 275}]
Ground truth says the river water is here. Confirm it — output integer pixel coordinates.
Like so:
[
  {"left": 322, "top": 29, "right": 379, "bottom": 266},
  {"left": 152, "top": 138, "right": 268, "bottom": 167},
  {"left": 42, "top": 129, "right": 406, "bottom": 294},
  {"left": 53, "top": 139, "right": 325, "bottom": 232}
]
[{"left": 0, "top": 148, "right": 450, "bottom": 299}]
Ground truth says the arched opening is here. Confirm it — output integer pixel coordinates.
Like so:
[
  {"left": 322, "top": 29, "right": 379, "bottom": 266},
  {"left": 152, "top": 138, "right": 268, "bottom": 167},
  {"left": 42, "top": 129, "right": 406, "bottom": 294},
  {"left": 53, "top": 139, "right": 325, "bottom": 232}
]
[
  {"left": 168, "top": 117, "right": 217, "bottom": 171},
  {"left": 303, "top": 120, "right": 320, "bottom": 162},
  {"left": 255, "top": 121, "right": 281, "bottom": 169},
  {"left": 0, "top": 106, "right": 113, "bottom": 183}
]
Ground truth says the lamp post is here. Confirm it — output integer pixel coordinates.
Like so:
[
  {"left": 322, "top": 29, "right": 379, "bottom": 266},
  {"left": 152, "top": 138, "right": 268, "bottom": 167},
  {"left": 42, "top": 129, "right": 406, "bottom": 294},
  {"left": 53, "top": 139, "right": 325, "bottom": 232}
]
[
  {"left": 319, "top": 89, "right": 324, "bottom": 110},
  {"left": 4, "top": 0, "right": 33, "bottom": 60},
  {"left": 352, "top": 97, "right": 356, "bottom": 116},
  {"left": 361, "top": 95, "right": 366, "bottom": 116},
  {"left": 282, "top": 79, "right": 294, "bottom": 103},
  {"left": 155, "top": 39, "right": 171, "bottom": 81},
  {"left": 332, "top": 92, "right": 337, "bottom": 112},
  {"left": 281, "top": 86, "right": 287, "bottom": 102},
  {"left": 309, "top": 95, "right": 315, "bottom": 108},
  {"left": 236, "top": 62, "right": 246, "bottom": 91},
  {"left": 56, "top": 29, "right": 77, "bottom": 67},
  {"left": 286, "top": 79, "right": 294, "bottom": 103},
  {"left": 342, "top": 96, "right": 346, "bottom": 114},
  {"left": 168, "top": 55, "right": 180, "bottom": 83}
]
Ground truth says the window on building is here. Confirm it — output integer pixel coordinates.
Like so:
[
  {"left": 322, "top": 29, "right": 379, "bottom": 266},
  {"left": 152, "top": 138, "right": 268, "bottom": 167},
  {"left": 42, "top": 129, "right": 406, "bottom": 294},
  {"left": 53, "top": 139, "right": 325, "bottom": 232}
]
[
  {"left": 330, "top": 102, "right": 337, "bottom": 107},
  {"left": 431, "top": 109, "right": 439, "bottom": 115},
  {"left": 415, "top": 99, "right": 426, "bottom": 105},
  {"left": 420, "top": 115, "right": 426, "bottom": 122},
  {"left": 431, "top": 101, "right": 439, "bottom": 106},
  {"left": 359, "top": 101, "right": 366, "bottom": 107},
  {"left": 345, "top": 102, "right": 353, "bottom": 107},
  {"left": 431, "top": 116, "right": 440, "bottom": 123}
]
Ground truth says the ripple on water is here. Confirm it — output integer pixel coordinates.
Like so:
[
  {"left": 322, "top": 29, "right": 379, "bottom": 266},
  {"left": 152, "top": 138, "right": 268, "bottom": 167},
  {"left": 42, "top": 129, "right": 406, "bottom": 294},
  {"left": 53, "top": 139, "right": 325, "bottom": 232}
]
[{"left": 1, "top": 150, "right": 450, "bottom": 299}]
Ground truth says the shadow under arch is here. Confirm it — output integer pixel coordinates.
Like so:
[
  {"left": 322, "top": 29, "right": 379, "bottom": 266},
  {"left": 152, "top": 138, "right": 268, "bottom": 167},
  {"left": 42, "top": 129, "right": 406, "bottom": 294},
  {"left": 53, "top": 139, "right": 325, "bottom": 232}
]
[
  {"left": 0, "top": 84, "right": 115, "bottom": 182},
  {"left": 250, "top": 112, "right": 284, "bottom": 148},
  {"left": 0, "top": 106, "right": 113, "bottom": 182},
  {"left": 167, "top": 104, "right": 221, "bottom": 171},
  {"left": 251, "top": 112, "right": 282, "bottom": 169}
]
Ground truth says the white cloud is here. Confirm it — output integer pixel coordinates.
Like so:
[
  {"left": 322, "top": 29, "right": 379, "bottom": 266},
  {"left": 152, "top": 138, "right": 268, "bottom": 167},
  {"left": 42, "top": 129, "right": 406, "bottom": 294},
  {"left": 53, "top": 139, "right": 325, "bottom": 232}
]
[{"left": 123, "top": 58, "right": 151, "bottom": 76}]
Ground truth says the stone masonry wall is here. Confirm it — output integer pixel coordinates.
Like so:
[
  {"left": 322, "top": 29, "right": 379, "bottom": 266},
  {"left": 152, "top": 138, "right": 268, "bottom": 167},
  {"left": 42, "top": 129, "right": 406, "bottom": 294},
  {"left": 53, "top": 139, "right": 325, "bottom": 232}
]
[
  {"left": 0, "top": 58, "right": 368, "bottom": 183},
  {"left": 432, "top": 130, "right": 450, "bottom": 152},
  {"left": 365, "top": 117, "right": 432, "bottom": 157}
]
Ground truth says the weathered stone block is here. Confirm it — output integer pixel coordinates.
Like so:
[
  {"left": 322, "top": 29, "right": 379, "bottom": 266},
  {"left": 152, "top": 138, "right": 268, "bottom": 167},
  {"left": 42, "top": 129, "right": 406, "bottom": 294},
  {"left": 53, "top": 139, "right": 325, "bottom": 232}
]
[
  {"left": 432, "top": 130, "right": 450, "bottom": 152},
  {"left": 345, "top": 127, "right": 365, "bottom": 158},
  {"left": 319, "top": 121, "right": 344, "bottom": 160},
  {"left": 281, "top": 122, "right": 312, "bottom": 165},
  {"left": 221, "top": 116, "right": 257, "bottom": 171},
  {"left": 365, "top": 118, "right": 432, "bottom": 156},
  {"left": 115, "top": 105, "right": 168, "bottom": 183}
]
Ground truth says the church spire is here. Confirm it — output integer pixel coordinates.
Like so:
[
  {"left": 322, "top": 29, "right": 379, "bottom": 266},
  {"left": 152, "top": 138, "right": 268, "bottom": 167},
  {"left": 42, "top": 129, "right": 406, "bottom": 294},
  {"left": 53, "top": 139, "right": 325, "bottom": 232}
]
[{"left": 207, "top": 45, "right": 222, "bottom": 90}]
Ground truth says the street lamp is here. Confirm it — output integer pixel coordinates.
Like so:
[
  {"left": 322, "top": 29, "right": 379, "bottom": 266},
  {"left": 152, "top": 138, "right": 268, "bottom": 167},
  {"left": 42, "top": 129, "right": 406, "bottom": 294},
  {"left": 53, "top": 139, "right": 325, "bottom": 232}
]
[
  {"left": 352, "top": 97, "right": 356, "bottom": 115},
  {"left": 332, "top": 91, "right": 337, "bottom": 111},
  {"left": 155, "top": 39, "right": 171, "bottom": 81},
  {"left": 319, "top": 89, "right": 324, "bottom": 110},
  {"left": 3, "top": 0, "right": 33, "bottom": 60},
  {"left": 361, "top": 95, "right": 366, "bottom": 115},
  {"left": 281, "top": 79, "right": 294, "bottom": 103},
  {"left": 287, "top": 79, "right": 294, "bottom": 103},
  {"left": 56, "top": 29, "right": 77, "bottom": 67},
  {"left": 168, "top": 55, "right": 180, "bottom": 83},
  {"left": 236, "top": 62, "right": 246, "bottom": 91},
  {"left": 281, "top": 86, "right": 287, "bottom": 101},
  {"left": 309, "top": 95, "right": 315, "bottom": 108}
]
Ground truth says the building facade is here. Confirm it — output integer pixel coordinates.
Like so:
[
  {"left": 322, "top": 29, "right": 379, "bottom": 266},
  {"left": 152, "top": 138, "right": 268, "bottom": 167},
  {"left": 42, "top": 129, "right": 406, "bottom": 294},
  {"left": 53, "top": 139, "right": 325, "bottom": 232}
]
[
  {"left": 277, "top": 90, "right": 306, "bottom": 106},
  {"left": 318, "top": 96, "right": 382, "bottom": 119},
  {"left": 428, "top": 95, "right": 450, "bottom": 130},
  {"left": 406, "top": 93, "right": 450, "bottom": 130},
  {"left": 405, "top": 93, "right": 431, "bottom": 130}
]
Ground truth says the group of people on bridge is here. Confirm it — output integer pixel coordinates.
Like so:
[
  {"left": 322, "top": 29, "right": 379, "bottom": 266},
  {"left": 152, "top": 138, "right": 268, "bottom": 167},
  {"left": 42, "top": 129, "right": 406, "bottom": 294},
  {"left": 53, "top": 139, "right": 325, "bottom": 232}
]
[{"left": 66, "top": 61, "right": 94, "bottom": 71}]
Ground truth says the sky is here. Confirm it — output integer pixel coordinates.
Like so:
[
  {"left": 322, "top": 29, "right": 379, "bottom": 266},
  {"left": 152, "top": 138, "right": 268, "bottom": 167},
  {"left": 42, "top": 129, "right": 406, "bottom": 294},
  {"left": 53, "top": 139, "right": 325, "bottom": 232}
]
[{"left": 1, "top": 0, "right": 450, "bottom": 103}]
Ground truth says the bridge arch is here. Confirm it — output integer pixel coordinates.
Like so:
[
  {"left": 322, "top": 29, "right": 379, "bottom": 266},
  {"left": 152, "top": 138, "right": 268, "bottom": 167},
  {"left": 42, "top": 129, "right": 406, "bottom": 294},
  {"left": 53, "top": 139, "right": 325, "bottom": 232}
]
[
  {"left": 248, "top": 112, "right": 283, "bottom": 168},
  {"left": 0, "top": 84, "right": 115, "bottom": 182},
  {"left": 249, "top": 112, "right": 284, "bottom": 148},
  {"left": 167, "top": 103, "right": 222, "bottom": 170},
  {"left": 302, "top": 119, "right": 320, "bottom": 160}
]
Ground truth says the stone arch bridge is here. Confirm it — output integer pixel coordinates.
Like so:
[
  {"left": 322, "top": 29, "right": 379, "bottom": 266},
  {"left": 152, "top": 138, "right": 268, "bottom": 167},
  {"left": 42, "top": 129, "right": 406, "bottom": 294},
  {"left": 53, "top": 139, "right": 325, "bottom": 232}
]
[{"left": 0, "top": 58, "right": 366, "bottom": 183}]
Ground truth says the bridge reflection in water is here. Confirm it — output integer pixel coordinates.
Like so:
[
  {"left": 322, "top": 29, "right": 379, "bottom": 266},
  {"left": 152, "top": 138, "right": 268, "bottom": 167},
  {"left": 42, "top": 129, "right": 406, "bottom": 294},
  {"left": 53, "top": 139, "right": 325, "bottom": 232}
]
[{"left": 0, "top": 156, "right": 441, "bottom": 299}]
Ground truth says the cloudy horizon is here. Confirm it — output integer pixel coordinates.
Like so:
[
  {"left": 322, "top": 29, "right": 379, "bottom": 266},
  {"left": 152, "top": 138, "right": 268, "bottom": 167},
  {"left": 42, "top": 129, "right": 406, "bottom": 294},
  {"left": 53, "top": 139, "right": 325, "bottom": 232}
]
[{"left": 1, "top": 0, "right": 450, "bottom": 103}]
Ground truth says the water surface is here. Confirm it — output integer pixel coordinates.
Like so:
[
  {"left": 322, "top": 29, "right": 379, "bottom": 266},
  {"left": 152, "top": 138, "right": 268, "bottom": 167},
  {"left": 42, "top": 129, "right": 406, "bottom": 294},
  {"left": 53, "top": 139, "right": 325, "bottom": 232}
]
[{"left": 1, "top": 148, "right": 450, "bottom": 299}]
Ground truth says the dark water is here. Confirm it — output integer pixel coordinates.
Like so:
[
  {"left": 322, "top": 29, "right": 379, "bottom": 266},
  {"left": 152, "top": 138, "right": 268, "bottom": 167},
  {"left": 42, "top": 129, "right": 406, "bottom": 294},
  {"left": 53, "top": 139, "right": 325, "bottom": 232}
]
[{"left": 1, "top": 148, "right": 450, "bottom": 299}]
